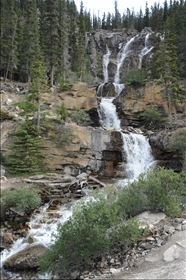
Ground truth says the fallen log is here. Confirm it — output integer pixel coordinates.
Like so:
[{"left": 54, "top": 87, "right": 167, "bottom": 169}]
[{"left": 88, "top": 176, "right": 106, "bottom": 188}]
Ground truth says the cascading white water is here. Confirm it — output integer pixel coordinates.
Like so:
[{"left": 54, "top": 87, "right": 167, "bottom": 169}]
[
  {"left": 103, "top": 45, "right": 111, "bottom": 83},
  {"left": 122, "top": 133, "right": 154, "bottom": 179},
  {"left": 114, "top": 36, "right": 137, "bottom": 84},
  {"left": 98, "top": 33, "right": 154, "bottom": 181},
  {"left": 138, "top": 33, "right": 154, "bottom": 69},
  {"left": 0, "top": 202, "right": 73, "bottom": 274},
  {"left": 98, "top": 97, "right": 121, "bottom": 130}
]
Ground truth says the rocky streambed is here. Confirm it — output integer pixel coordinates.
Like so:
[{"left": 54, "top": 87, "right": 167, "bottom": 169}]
[{"left": 1, "top": 174, "right": 186, "bottom": 280}]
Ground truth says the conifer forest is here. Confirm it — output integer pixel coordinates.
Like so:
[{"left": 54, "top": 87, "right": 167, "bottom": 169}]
[{"left": 1, "top": 0, "right": 186, "bottom": 87}]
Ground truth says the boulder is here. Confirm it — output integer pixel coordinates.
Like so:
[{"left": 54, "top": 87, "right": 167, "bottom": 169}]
[{"left": 3, "top": 244, "right": 47, "bottom": 270}]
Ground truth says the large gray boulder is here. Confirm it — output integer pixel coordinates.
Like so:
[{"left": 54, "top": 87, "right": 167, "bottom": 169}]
[{"left": 3, "top": 244, "right": 47, "bottom": 270}]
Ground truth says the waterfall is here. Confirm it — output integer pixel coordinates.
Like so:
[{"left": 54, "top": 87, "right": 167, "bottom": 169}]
[
  {"left": 103, "top": 45, "right": 111, "bottom": 83},
  {"left": 114, "top": 36, "right": 137, "bottom": 84},
  {"left": 138, "top": 33, "right": 154, "bottom": 69},
  {"left": 98, "top": 33, "right": 154, "bottom": 181},
  {"left": 98, "top": 97, "right": 121, "bottom": 130},
  {"left": 122, "top": 133, "right": 154, "bottom": 179}
]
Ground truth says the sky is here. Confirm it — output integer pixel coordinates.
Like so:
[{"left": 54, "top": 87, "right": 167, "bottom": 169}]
[{"left": 75, "top": 0, "right": 165, "bottom": 16}]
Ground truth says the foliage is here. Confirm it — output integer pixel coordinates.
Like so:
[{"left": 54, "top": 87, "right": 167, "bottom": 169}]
[
  {"left": 56, "top": 127, "right": 73, "bottom": 147},
  {"left": 140, "top": 107, "right": 164, "bottom": 124},
  {"left": 0, "top": 110, "right": 13, "bottom": 121},
  {"left": 39, "top": 167, "right": 186, "bottom": 275},
  {"left": 5, "top": 121, "right": 45, "bottom": 175},
  {"left": 117, "top": 167, "right": 186, "bottom": 218},
  {"left": 120, "top": 69, "right": 146, "bottom": 86},
  {"left": 71, "top": 109, "right": 90, "bottom": 125},
  {"left": 58, "top": 76, "right": 73, "bottom": 92},
  {"left": 56, "top": 102, "right": 68, "bottom": 122},
  {"left": 1, "top": 0, "right": 186, "bottom": 82},
  {"left": 39, "top": 187, "right": 142, "bottom": 275},
  {"left": 2, "top": 185, "right": 42, "bottom": 213},
  {"left": 14, "top": 100, "right": 36, "bottom": 116},
  {"left": 168, "top": 130, "right": 186, "bottom": 171}
]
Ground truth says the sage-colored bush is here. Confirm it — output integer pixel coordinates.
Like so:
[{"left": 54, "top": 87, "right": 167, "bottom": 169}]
[
  {"left": 117, "top": 167, "right": 186, "bottom": 217},
  {"left": 39, "top": 187, "right": 142, "bottom": 275},
  {"left": 2, "top": 186, "right": 42, "bottom": 213},
  {"left": 120, "top": 69, "right": 146, "bottom": 86},
  {"left": 168, "top": 130, "right": 186, "bottom": 171},
  {"left": 71, "top": 109, "right": 90, "bottom": 125},
  {"left": 140, "top": 107, "right": 163, "bottom": 124},
  {"left": 56, "top": 102, "right": 68, "bottom": 122},
  {"left": 39, "top": 168, "right": 186, "bottom": 275},
  {"left": 56, "top": 128, "right": 73, "bottom": 147}
]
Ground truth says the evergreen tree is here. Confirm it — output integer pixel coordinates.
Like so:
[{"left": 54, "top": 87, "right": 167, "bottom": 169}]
[
  {"left": 0, "top": 0, "right": 18, "bottom": 81},
  {"left": 6, "top": 121, "right": 45, "bottom": 175},
  {"left": 144, "top": 2, "right": 150, "bottom": 27},
  {"left": 75, "top": 1, "right": 87, "bottom": 80},
  {"left": 150, "top": 18, "right": 184, "bottom": 119},
  {"left": 29, "top": 55, "right": 48, "bottom": 132},
  {"left": 112, "top": 0, "right": 121, "bottom": 29},
  {"left": 42, "top": 0, "right": 60, "bottom": 86},
  {"left": 18, "top": 0, "right": 41, "bottom": 85},
  {"left": 57, "top": 0, "right": 70, "bottom": 80}
]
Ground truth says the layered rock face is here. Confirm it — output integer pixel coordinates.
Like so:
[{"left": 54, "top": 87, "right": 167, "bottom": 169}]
[{"left": 86, "top": 28, "right": 153, "bottom": 81}]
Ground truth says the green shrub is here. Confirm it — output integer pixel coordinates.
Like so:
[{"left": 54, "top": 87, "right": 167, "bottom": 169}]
[
  {"left": 6, "top": 121, "right": 45, "bottom": 175},
  {"left": 39, "top": 187, "right": 142, "bottom": 275},
  {"left": 140, "top": 107, "right": 164, "bottom": 124},
  {"left": 168, "top": 130, "right": 186, "bottom": 171},
  {"left": 58, "top": 76, "right": 72, "bottom": 92},
  {"left": 0, "top": 110, "right": 13, "bottom": 121},
  {"left": 120, "top": 69, "right": 146, "bottom": 86},
  {"left": 56, "top": 128, "right": 73, "bottom": 147},
  {"left": 14, "top": 101, "right": 36, "bottom": 115},
  {"left": 56, "top": 102, "right": 68, "bottom": 122},
  {"left": 71, "top": 109, "right": 90, "bottom": 125},
  {"left": 2, "top": 186, "right": 42, "bottom": 214},
  {"left": 39, "top": 168, "right": 186, "bottom": 275},
  {"left": 118, "top": 167, "right": 185, "bottom": 217}
]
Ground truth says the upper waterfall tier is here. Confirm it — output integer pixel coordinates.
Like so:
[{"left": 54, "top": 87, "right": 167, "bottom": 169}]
[{"left": 86, "top": 28, "right": 154, "bottom": 81}]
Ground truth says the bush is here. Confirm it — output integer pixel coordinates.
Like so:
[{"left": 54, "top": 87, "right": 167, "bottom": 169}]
[
  {"left": 71, "top": 109, "right": 90, "bottom": 125},
  {"left": 168, "top": 130, "right": 186, "bottom": 171},
  {"left": 39, "top": 187, "right": 142, "bottom": 275},
  {"left": 117, "top": 167, "right": 186, "bottom": 217},
  {"left": 120, "top": 69, "right": 146, "bottom": 86},
  {"left": 58, "top": 76, "right": 72, "bottom": 92},
  {"left": 56, "top": 102, "right": 68, "bottom": 122},
  {"left": 56, "top": 128, "right": 73, "bottom": 147},
  {"left": 2, "top": 186, "right": 42, "bottom": 214},
  {"left": 140, "top": 107, "right": 164, "bottom": 124},
  {"left": 39, "top": 168, "right": 186, "bottom": 275},
  {"left": 0, "top": 110, "right": 13, "bottom": 121}
]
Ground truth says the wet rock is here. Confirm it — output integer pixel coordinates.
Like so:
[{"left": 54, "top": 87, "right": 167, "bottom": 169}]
[
  {"left": 3, "top": 244, "right": 47, "bottom": 270},
  {"left": 164, "top": 225, "right": 175, "bottom": 235},
  {"left": 3, "top": 232, "right": 14, "bottom": 244},
  {"left": 163, "top": 244, "right": 182, "bottom": 262}
]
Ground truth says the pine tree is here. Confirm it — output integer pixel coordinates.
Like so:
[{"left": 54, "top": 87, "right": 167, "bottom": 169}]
[
  {"left": 144, "top": 2, "right": 149, "bottom": 27},
  {"left": 0, "top": 0, "right": 18, "bottom": 81},
  {"left": 29, "top": 55, "right": 48, "bottom": 132},
  {"left": 18, "top": 0, "right": 41, "bottom": 85},
  {"left": 42, "top": 0, "right": 60, "bottom": 86},
  {"left": 6, "top": 121, "right": 45, "bottom": 175},
  {"left": 150, "top": 18, "right": 184, "bottom": 119},
  {"left": 76, "top": 1, "right": 87, "bottom": 80},
  {"left": 57, "top": 0, "right": 70, "bottom": 80}
]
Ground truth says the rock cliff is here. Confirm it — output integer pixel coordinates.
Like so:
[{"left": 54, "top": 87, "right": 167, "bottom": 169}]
[{"left": 1, "top": 80, "right": 186, "bottom": 178}]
